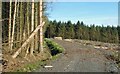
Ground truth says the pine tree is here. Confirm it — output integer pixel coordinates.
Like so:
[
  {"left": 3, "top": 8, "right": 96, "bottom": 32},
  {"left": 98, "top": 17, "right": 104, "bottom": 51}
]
[
  {"left": 74, "top": 21, "right": 81, "bottom": 39},
  {"left": 65, "top": 21, "right": 75, "bottom": 39}
]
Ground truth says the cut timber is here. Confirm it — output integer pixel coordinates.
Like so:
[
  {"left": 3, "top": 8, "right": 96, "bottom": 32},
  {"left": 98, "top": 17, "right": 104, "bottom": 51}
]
[
  {"left": 12, "top": 22, "right": 45, "bottom": 59},
  {"left": 64, "top": 39, "right": 73, "bottom": 42},
  {"left": 54, "top": 37, "right": 62, "bottom": 40},
  {"left": 44, "top": 66, "right": 53, "bottom": 68}
]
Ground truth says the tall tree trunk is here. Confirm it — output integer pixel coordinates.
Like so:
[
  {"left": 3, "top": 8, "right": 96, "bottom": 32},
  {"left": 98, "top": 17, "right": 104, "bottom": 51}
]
[
  {"left": 19, "top": 2, "right": 24, "bottom": 47},
  {"left": 0, "top": 1, "right": 2, "bottom": 72},
  {"left": 39, "top": 0, "right": 44, "bottom": 52},
  {"left": 9, "top": 0, "right": 12, "bottom": 49},
  {"left": 23, "top": 3, "right": 27, "bottom": 54},
  {"left": 0, "top": 1, "right": 1, "bottom": 39},
  {"left": 25, "top": 2, "right": 30, "bottom": 58},
  {"left": 23, "top": 3, "right": 26, "bottom": 42},
  {"left": 27, "top": 3, "right": 30, "bottom": 38},
  {"left": 11, "top": 0, "right": 17, "bottom": 50},
  {"left": 31, "top": 0, "right": 35, "bottom": 55},
  {"left": 35, "top": 3, "right": 38, "bottom": 52},
  {"left": 16, "top": 2, "right": 20, "bottom": 48}
]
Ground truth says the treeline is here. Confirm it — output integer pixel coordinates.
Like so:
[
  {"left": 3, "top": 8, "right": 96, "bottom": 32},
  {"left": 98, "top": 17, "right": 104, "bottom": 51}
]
[{"left": 45, "top": 20, "right": 120, "bottom": 43}]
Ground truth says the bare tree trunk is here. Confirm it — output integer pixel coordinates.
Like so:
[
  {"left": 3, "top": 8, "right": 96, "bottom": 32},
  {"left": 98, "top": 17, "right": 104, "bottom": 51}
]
[
  {"left": 27, "top": 2, "right": 30, "bottom": 39},
  {"left": 16, "top": 2, "right": 19, "bottom": 48},
  {"left": 30, "top": 0, "right": 34, "bottom": 55},
  {"left": 11, "top": 0, "right": 17, "bottom": 50},
  {"left": 25, "top": 2, "right": 30, "bottom": 58},
  {"left": 0, "top": 1, "right": 2, "bottom": 72},
  {"left": 39, "top": 0, "right": 44, "bottom": 52},
  {"left": 23, "top": 3, "right": 27, "bottom": 55},
  {"left": 19, "top": 2, "right": 24, "bottom": 48},
  {"left": 9, "top": 0, "right": 12, "bottom": 49},
  {"left": 35, "top": 3, "right": 38, "bottom": 52},
  {"left": 23, "top": 15, "right": 26, "bottom": 42},
  {"left": 12, "top": 22, "right": 45, "bottom": 59}
]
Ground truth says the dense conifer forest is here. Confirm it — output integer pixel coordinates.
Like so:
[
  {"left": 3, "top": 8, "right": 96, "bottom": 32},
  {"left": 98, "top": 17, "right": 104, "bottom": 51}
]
[{"left": 45, "top": 20, "right": 120, "bottom": 43}]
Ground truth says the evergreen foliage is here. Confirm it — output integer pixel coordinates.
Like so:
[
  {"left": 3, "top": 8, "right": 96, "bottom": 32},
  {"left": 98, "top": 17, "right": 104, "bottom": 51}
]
[{"left": 45, "top": 20, "right": 119, "bottom": 43}]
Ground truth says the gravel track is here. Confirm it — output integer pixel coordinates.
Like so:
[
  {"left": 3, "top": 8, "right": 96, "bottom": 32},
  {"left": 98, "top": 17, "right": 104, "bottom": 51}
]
[{"left": 36, "top": 39, "right": 118, "bottom": 72}]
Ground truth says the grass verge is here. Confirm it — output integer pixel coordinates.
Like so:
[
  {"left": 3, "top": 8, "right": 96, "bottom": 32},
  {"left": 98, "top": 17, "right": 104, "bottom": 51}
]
[
  {"left": 44, "top": 38, "right": 64, "bottom": 56},
  {"left": 15, "top": 38, "right": 64, "bottom": 72},
  {"left": 15, "top": 60, "right": 46, "bottom": 72}
]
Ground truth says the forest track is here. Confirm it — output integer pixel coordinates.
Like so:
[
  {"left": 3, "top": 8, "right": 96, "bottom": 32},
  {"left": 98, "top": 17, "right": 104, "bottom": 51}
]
[{"left": 36, "top": 39, "right": 119, "bottom": 72}]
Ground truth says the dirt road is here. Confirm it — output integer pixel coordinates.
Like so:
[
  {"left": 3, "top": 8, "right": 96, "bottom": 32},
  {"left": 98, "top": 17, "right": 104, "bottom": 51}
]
[{"left": 36, "top": 39, "right": 118, "bottom": 72}]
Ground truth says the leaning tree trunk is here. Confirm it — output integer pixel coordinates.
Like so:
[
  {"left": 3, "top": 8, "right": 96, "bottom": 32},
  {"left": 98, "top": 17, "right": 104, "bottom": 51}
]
[
  {"left": 11, "top": 0, "right": 17, "bottom": 50},
  {"left": 12, "top": 22, "right": 45, "bottom": 58}
]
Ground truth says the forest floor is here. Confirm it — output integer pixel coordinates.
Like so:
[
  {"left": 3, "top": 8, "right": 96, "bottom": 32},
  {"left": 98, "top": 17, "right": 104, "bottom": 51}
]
[
  {"left": 2, "top": 48, "right": 51, "bottom": 72},
  {"left": 36, "top": 39, "right": 119, "bottom": 72}
]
